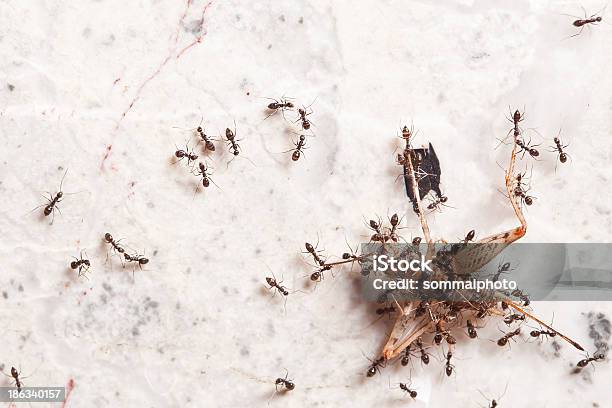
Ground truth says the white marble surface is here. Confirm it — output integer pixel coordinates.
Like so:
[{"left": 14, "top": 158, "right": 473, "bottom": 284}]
[{"left": 1, "top": 0, "right": 612, "bottom": 406}]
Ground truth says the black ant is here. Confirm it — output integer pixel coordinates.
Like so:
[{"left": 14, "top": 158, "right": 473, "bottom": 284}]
[
  {"left": 104, "top": 233, "right": 125, "bottom": 255},
  {"left": 492, "top": 261, "right": 511, "bottom": 281},
  {"left": 310, "top": 264, "right": 332, "bottom": 282},
  {"left": 509, "top": 109, "right": 524, "bottom": 139},
  {"left": 70, "top": 252, "right": 91, "bottom": 277},
  {"left": 265, "top": 97, "right": 295, "bottom": 120},
  {"left": 567, "top": 6, "right": 606, "bottom": 38},
  {"left": 304, "top": 242, "right": 326, "bottom": 266},
  {"left": 515, "top": 137, "right": 540, "bottom": 158},
  {"left": 389, "top": 213, "right": 402, "bottom": 242},
  {"left": 497, "top": 328, "right": 521, "bottom": 347},
  {"left": 445, "top": 351, "right": 455, "bottom": 376},
  {"left": 466, "top": 320, "right": 478, "bottom": 339},
  {"left": 366, "top": 356, "right": 386, "bottom": 377},
  {"left": 400, "top": 344, "right": 414, "bottom": 366},
  {"left": 577, "top": 352, "right": 605, "bottom": 368},
  {"left": 514, "top": 178, "right": 535, "bottom": 207},
  {"left": 10, "top": 367, "right": 22, "bottom": 392},
  {"left": 478, "top": 384, "right": 508, "bottom": 408},
  {"left": 296, "top": 106, "right": 313, "bottom": 130},
  {"left": 412, "top": 236, "right": 422, "bottom": 245},
  {"left": 224, "top": 123, "right": 241, "bottom": 157},
  {"left": 503, "top": 313, "right": 526, "bottom": 325},
  {"left": 192, "top": 161, "right": 216, "bottom": 188},
  {"left": 549, "top": 134, "right": 569, "bottom": 165},
  {"left": 511, "top": 288, "right": 531, "bottom": 306},
  {"left": 173, "top": 144, "right": 198, "bottom": 167},
  {"left": 434, "top": 321, "right": 456, "bottom": 345},
  {"left": 427, "top": 195, "right": 450, "bottom": 211},
  {"left": 274, "top": 370, "right": 295, "bottom": 391},
  {"left": 286, "top": 134, "right": 307, "bottom": 161},
  {"left": 124, "top": 252, "right": 149, "bottom": 270},
  {"left": 266, "top": 275, "right": 289, "bottom": 297},
  {"left": 33, "top": 168, "right": 68, "bottom": 223},
  {"left": 367, "top": 218, "right": 388, "bottom": 243},
  {"left": 399, "top": 382, "right": 418, "bottom": 398},
  {"left": 530, "top": 328, "right": 557, "bottom": 339},
  {"left": 196, "top": 124, "right": 216, "bottom": 152},
  {"left": 416, "top": 337, "right": 430, "bottom": 365}
]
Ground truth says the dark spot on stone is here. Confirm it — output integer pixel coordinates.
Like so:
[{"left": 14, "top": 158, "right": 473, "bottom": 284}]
[
  {"left": 7, "top": 84, "right": 15, "bottom": 92},
  {"left": 299, "top": 17, "right": 304, "bottom": 24},
  {"left": 149, "top": 301, "right": 159, "bottom": 308},
  {"left": 279, "top": 15, "right": 285, "bottom": 22},
  {"left": 267, "top": 44, "right": 272, "bottom": 49},
  {"left": 222, "top": 286, "right": 228, "bottom": 294},
  {"left": 235, "top": 14, "right": 241, "bottom": 21},
  {"left": 255, "top": 248, "right": 262, "bottom": 255},
  {"left": 246, "top": 92, "right": 250, "bottom": 96},
  {"left": 100, "top": 294, "right": 108, "bottom": 304},
  {"left": 153, "top": 250, "right": 158, "bottom": 256},
  {"left": 240, "top": 346, "right": 249, "bottom": 356},
  {"left": 132, "top": 327, "right": 140, "bottom": 336},
  {"left": 147, "top": 202, "right": 154, "bottom": 208},
  {"left": 2, "top": 292, "right": 7, "bottom": 299},
  {"left": 18, "top": 285, "right": 23, "bottom": 292}
]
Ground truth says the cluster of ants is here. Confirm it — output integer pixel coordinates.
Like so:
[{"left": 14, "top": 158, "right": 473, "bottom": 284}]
[
  {"left": 263, "top": 96, "right": 313, "bottom": 162},
  {"left": 67, "top": 232, "right": 149, "bottom": 280},
  {"left": 172, "top": 120, "right": 243, "bottom": 190},
  {"left": 31, "top": 170, "right": 150, "bottom": 279}
]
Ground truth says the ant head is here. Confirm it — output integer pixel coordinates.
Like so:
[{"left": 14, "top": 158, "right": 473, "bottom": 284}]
[
  {"left": 513, "top": 110, "right": 522, "bottom": 121},
  {"left": 197, "top": 126, "right": 203, "bottom": 133},
  {"left": 596, "top": 16, "right": 603, "bottom": 22},
  {"left": 267, "top": 102, "right": 277, "bottom": 109},
  {"left": 524, "top": 196, "right": 533, "bottom": 206},
  {"left": 310, "top": 271, "right": 320, "bottom": 281},
  {"left": 299, "top": 135, "right": 306, "bottom": 141},
  {"left": 10, "top": 367, "right": 18, "bottom": 377},
  {"left": 412, "top": 237, "right": 422, "bottom": 245},
  {"left": 104, "top": 233, "right": 113, "bottom": 243},
  {"left": 57, "top": 191, "right": 63, "bottom": 198},
  {"left": 305, "top": 242, "right": 315, "bottom": 253},
  {"left": 139, "top": 258, "right": 149, "bottom": 265},
  {"left": 369, "top": 219, "right": 380, "bottom": 229},
  {"left": 390, "top": 213, "right": 399, "bottom": 227},
  {"left": 266, "top": 277, "right": 276, "bottom": 286},
  {"left": 466, "top": 229, "right": 475, "bottom": 241},
  {"left": 225, "top": 128, "right": 233, "bottom": 138}
]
